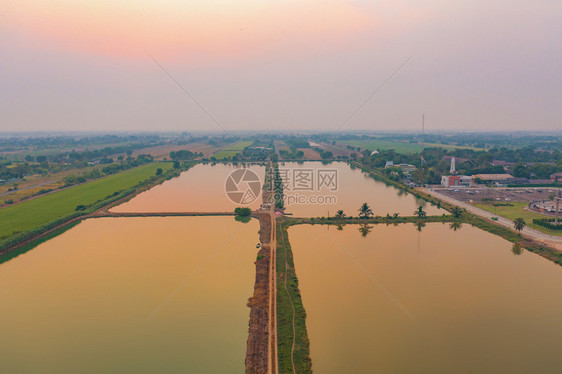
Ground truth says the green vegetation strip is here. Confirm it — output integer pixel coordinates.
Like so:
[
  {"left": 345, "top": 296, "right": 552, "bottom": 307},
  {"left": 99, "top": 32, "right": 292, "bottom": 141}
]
[
  {"left": 341, "top": 139, "right": 421, "bottom": 154},
  {"left": 0, "top": 162, "right": 172, "bottom": 241},
  {"left": 212, "top": 141, "right": 253, "bottom": 159},
  {"left": 289, "top": 215, "right": 455, "bottom": 225},
  {"left": 0, "top": 221, "right": 81, "bottom": 265},
  {"left": 340, "top": 140, "right": 483, "bottom": 154},
  {"left": 277, "top": 220, "right": 312, "bottom": 373}
]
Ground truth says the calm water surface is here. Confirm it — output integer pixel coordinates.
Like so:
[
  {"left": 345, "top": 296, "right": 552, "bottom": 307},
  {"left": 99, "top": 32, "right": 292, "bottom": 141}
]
[
  {"left": 288, "top": 223, "right": 562, "bottom": 373},
  {"left": 0, "top": 216, "right": 258, "bottom": 373},
  {"left": 279, "top": 161, "right": 443, "bottom": 217},
  {"left": 113, "top": 163, "right": 265, "bottom": 212}
]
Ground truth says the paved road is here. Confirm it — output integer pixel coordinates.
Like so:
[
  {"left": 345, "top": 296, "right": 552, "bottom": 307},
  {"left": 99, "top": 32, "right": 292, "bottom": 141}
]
[{"left": 423, "top": 188, "right": 562, "bottom": 251}]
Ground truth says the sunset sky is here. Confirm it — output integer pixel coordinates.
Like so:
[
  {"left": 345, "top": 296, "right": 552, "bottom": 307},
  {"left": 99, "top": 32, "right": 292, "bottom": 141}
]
[{"left": 2, "top": 0, "right": 561, "bottom": 132}]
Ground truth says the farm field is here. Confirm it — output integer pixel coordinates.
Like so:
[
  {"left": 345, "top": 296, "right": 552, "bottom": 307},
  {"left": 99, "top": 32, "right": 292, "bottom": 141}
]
[
  {"left": 0, "top": 162, "right": 172, "bottom": 241},
  {"left": 319, "top": 143, "right": 354, "bottom": 157},
  {"left": 0, "top": 167, "right": 98, "bottom": 201},
  {"left": 339, "top": 140, "right": 421, "bottom": 154},
  {"left": 211, "top": 141, "right": 253, "bottom": 159},
  {"left": 0, "top": 142, "right": 138, "bottom": 161},
  {"left": 132, "top": 142, "right": 218, "bottom": 159},
  {"left": 340, "top": 140, "right": 483, "bottom": 154},
  {"left": 422, "top": 142, "right": 484, "bottom": 151},
  {"left": 274, "top": 140, "right": 290, "bottom": 152},
  {"left": 299, "top": 148, "right": 322, "bottom": 160}
]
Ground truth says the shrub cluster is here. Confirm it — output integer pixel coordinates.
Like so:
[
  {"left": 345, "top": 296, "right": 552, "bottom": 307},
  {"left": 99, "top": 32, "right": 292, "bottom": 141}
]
[{"left": 533, "top": 218, "right": 562, "bottom": 230}]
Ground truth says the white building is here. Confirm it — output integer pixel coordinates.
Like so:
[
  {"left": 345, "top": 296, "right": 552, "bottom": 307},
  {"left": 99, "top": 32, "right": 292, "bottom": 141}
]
[{"left": 441, "top": 175, "right": 472, "bottom": 187}]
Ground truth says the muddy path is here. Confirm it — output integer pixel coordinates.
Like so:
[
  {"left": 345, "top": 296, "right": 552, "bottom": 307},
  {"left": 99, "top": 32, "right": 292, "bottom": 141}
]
[{"left": 245, "top": 212, "right": 272, "bottom": 373}]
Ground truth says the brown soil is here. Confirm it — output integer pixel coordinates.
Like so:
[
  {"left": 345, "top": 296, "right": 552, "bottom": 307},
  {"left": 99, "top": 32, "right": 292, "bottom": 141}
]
[
  {"left": 245, "top": 212, "right": 272, "bottom": 374},
  {"left": 322, "top": 143, "right": 355, "bottom": 157},
  {"left": 298, "top": 148, "right": 322, "bottom": 160}
]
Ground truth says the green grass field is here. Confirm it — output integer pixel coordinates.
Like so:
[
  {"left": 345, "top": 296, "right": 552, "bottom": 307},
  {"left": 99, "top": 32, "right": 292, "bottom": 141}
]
[
  {"left": 0, "top": 162, "right": 172, "bottom": 241},
  {"left": 422, "top": 142, "right": 484, "bottom": 151},
  {"left": 340, "top": 140, "right": 421, "bottom": 154},
  {"left": 340, "top": 140, "right": 484, "bottom": 154},
  {"left": 474, "top": 202, "right": 562, "bottom": 236},
  {"left": 212, "top": 141, "right": 253, "bottom": 159}
]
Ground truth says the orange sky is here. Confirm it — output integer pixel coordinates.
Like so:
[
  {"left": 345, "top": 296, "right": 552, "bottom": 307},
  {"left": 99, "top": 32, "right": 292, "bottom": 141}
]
[
  {"left": 7, "top": 0, "right": 377, "bottom": 61},
  {"left": 2, "top": 0, "right": 560, "bottom": 131}
]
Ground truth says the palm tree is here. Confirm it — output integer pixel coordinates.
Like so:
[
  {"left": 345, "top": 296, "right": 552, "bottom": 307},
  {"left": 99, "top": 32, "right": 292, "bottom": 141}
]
[
  {"left": 413, "top": 205, "right": 427, "bottom": 218},
  {"left": 514, "top": 218, "right": 526, "bottom": 233},
  {"left": 451, "top": 206, "right": 463, "bottom": 218},
  {"left": 393, "top": 213, "right": 399, "bottom": 219},
  {"left": 335, "top": 210, "right": 346, "bottom": 219},
  {"left": 358, "top": 203, "right": 373, "bottom": 219}
]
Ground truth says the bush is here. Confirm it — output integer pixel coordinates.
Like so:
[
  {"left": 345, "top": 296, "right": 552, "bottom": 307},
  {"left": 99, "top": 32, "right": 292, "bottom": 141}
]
[
  {"left": 235, "top": 207, "right": 252, "bottom": 216},
  {"left": 533, "top": 218, "right": 562, "bottom": 230}
]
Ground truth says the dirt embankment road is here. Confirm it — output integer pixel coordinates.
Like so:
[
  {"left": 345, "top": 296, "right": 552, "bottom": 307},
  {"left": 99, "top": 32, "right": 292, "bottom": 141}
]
[{"left": 245, "top": 212, "right": 272, "bottom": 374}]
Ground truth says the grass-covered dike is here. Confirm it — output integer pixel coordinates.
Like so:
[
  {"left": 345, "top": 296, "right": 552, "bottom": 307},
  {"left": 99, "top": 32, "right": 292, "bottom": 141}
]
[
  {"left": 276, "top": 220, "right": 312, "bottom": 373},
  {"left": 0, "top": 161, "right": 194, "bottom": 261}
]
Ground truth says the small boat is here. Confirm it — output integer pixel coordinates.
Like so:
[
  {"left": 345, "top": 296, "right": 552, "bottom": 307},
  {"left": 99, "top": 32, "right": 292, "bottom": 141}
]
[{"left": 256, "top": 243, "right": 261, "bottom": 248}]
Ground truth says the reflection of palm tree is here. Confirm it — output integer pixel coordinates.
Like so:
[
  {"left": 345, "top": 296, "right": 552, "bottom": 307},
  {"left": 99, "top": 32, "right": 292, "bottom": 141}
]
[
  {"left": 358, "top": 224, "right": 373, "bottom": 237},
  {"left": 335, "top": 210, "right": 346, "bottom": 219},
  {"left": 514, "top": 218, "right": 526, "bottom": 233},
  {"left": 512, "top": 243, "right": 523, "bottom": 255},
  {"left": 449, "top": 221, "right": 463, "bottom": 231},
  {"left": 358, "top": 203, "right": 373, "bottom": 219},
  {"left": 336, "top": 224, "right": 344, "bottom": 231},
  {"left": 415, "top": 221, "right": 426, "bottom": 232},
  {"left": 414, "top": 205, "right": 427, "bottom": 218}
]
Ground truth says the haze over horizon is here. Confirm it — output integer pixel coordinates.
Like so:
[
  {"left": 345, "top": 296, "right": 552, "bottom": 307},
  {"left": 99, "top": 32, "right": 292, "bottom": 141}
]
[{"left": 2, "top": 0, "right": 561, "bottom": 133}]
